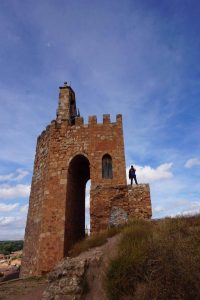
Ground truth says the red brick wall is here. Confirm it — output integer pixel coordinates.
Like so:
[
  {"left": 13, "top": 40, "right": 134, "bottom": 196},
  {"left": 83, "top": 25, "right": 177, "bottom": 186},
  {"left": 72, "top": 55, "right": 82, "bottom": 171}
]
[
  {"left": 21, "top": 85, "right": 152, "bottom": 277},
  {"left": 21, "top": 114, "right": 127, "bottom": 276},
  {"left": 128, "top": 184, "right": 152, "bottom": 219},
  {"left": 90, "top": 184, "right": 152, "bottom": 233}
]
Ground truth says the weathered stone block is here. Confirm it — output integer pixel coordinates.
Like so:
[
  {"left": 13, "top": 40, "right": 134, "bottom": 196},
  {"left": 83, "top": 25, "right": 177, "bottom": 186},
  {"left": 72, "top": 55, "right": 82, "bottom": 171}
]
[{"left": 109, "top": 207, "right": 128, "bottom": 227}]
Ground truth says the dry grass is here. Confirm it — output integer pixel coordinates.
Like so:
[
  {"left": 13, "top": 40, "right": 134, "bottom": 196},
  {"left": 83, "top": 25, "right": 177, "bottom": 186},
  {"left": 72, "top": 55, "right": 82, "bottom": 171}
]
[
  {"left": 105, "top": 215, "right": 200, "bottom": 300},
  {"left": 69, "top": 226, "right": 120, "bottom": 257}
]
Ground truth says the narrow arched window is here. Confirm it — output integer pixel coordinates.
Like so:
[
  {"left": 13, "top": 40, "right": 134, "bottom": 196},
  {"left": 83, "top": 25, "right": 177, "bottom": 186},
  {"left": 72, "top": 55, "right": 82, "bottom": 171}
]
[{"left": 102, "top": 154, "right": 113, "bottom": 179}]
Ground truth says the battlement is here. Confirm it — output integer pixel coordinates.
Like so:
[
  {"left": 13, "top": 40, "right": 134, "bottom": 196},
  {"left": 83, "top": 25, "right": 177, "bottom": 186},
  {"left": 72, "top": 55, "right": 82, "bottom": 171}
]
[
  {"left": 87, "top": 114, "right": 122, "bottom": 126},
  {"left": 103, "top": 114, "right": 110, "bottom": 124},
  {"left": 75, "top": 117, "right": 84, "bottom": 125},
  {"left": 88, "top": 115, "right": 97, "bottom": 125},
  {"left": 37, "top": 113, "right": 123, "bottom": 143}
]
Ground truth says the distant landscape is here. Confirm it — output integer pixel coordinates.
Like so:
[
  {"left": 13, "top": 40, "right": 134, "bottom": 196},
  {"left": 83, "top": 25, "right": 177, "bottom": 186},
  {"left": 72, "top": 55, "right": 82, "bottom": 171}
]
[
  {"left": 0, "top": 241, "right": 23, "bottom": 282},
  {"left": 0, "top": 241, "right": 23, "bottom": 256}
]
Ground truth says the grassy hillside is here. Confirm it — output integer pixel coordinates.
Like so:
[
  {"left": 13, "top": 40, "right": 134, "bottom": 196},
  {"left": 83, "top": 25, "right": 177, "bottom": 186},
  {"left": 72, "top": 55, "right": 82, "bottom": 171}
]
[
  {"left": 0, "top": 240, "right": 23, "bottom": 255},
  {"left": 105, "top": 215, "right": 200, "bottom": 300},
  {"left": 69, "top": 227, "right": 120, "bottom": 257}
]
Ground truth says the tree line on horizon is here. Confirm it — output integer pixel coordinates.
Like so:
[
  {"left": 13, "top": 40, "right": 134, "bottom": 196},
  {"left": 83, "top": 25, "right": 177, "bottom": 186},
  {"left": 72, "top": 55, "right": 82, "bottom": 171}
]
[{"left": 0, "top": 240, "right": 23, "bottom": 256}]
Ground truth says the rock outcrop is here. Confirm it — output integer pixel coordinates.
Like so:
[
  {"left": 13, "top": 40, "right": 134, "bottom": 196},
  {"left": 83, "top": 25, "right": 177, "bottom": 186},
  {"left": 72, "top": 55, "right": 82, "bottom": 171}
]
[
  {"left": 42, "top": 235, "right": 121, "bottom": 300},
  {"left": 42, "top": 258, "right": 88, "bottom": 300},
  {"left": 42, "top": 250, "right": 103, "bottom": 300}
]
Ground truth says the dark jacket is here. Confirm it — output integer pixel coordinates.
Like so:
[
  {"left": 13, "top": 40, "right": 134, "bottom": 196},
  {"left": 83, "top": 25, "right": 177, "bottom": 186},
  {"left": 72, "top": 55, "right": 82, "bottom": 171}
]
[{"left": 129, "top": 167, "right": 136, "bottom": 178}]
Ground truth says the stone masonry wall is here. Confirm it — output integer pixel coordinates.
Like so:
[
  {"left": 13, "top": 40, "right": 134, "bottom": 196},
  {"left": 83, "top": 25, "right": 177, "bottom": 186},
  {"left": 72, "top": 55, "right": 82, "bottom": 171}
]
[
  {"left": 128, "top": 184, "right": 152, "bottom": 219},
  {"left": 90, "top": 185, "right": 128, "bottom": 233},
  {"left": 21, "top": 85, "right": 152, "bottom": 277},
  {"left": 90, "top": 184, "right": 152, "bottom": 234},
  {"left": 21, "top": 128, "right": 51, "bottom": 275},
  {"left": 21, "top": 114, "right": 127, "bottom": 276}
]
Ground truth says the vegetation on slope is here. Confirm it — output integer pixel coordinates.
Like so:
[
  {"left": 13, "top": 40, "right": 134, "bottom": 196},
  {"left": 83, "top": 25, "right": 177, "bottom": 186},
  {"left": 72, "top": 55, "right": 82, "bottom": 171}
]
[
  {"left": 69, "top": 227, "right": 120, "bottom": 257},
  {"left": 105, "top": 215, "right": 200, "bottom": 300},
  {"left": 0, "top": 240, "right": 23, "bottom": 255}
]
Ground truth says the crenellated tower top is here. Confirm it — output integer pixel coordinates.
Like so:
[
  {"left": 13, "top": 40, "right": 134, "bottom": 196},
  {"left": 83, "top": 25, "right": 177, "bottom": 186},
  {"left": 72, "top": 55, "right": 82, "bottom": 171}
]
[{"left": 56, "top": 82, "right": 79, "bottom": 125}]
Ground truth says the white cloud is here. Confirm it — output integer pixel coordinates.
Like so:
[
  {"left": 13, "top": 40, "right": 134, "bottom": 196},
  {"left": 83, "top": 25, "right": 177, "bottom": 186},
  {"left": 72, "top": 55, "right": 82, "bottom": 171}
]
[
  {"left": 0, "top": 203, "right": 19, "bottom": 212},
  {"left": 126, "top": 163, "right": 173, "bottom": 183},
  {"left": 0, "top": 216, "right": 15, "bottom": 226},
  {"left": 171, "top": 201, "right": 200, "bottom": 217},
  {"left": 0, "top": 184, "right": 30, "bottom": 199},
  {"left": 154, "top": 206, "right": 165, "bottom": 213},
  {"left": 185, "top": 158, "right": 200, "bottom": 168},
  {"left": 153, "top": 197, "right": 200, "bottom": 219},
  {"left": 180, "top": 201, "right": 200, "bottom": 215},
  {"left": 0, "top": 169, "right": 29, "bottom": 182},
  {"left": 14, "top": 169, "right": 29, "bottom": 181},
  {"left": 0, "top": 173, "right": 14, "bottom": 181},
  {"left": 20, "top": 204, "right": 29, "bottom": 213},
  {"left": 0, "top": 215, "right": 27, "bottom": 240}
]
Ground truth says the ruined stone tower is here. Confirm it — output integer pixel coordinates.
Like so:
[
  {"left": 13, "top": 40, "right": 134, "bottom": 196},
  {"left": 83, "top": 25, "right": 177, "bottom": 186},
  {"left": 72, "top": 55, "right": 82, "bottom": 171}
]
[{"left": 21, "top": 83, "right": 152, "bottom": 276}]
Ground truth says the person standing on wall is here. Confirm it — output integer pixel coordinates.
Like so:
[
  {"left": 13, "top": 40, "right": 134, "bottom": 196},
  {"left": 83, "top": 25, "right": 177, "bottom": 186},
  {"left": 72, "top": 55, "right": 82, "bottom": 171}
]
[{"left": 129, "top": 165, "right": 138, "bottom": 185}]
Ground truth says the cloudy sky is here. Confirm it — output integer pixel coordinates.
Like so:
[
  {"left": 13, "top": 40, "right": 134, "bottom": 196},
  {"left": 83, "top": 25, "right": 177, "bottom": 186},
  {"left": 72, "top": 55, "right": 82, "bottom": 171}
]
[{"left": 0, "top": 0, "right": 199, "bottom": 240}]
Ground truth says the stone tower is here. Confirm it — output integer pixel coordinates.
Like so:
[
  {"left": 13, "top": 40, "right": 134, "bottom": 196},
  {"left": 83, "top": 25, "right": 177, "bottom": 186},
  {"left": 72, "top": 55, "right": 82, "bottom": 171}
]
[{"left": 21, "top": 83, "right": 152, "bottom": 276}]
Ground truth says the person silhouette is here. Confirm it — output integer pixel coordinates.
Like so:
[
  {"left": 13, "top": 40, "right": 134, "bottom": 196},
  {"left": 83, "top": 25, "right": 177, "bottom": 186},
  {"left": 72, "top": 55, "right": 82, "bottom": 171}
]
[{"left": 129, "top": 165, "right": 138, "bottom": 185}]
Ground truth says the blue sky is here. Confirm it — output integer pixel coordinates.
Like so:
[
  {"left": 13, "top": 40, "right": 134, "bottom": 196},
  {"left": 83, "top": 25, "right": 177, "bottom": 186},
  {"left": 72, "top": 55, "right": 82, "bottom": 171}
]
[{"left": 0, "top": 0, "right": 199, "bottom": 240}]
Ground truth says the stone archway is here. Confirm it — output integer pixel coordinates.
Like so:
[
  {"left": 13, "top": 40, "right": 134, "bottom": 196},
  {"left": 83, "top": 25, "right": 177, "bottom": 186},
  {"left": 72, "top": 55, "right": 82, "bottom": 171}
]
[{"left": 64, "top": 154, "right": 90, "bottom": 255}]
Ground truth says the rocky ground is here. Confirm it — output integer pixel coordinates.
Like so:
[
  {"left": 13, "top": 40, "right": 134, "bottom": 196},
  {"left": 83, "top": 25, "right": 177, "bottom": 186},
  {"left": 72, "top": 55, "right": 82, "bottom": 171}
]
[
  {"left": 42, "top": 234, "right": 121, "bottom": 300},
  {"left": 0, "top": 234, "right": 121, "bottom": 300}
]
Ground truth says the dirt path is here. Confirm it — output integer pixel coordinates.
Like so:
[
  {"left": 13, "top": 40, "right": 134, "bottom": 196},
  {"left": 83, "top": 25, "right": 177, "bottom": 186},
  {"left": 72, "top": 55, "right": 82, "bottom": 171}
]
[
  {"left": 0, "top": 276, "right": 47, "bottom": 300},
  {"left": 84, "top": 234, "right": 121, "bottom": 300}
]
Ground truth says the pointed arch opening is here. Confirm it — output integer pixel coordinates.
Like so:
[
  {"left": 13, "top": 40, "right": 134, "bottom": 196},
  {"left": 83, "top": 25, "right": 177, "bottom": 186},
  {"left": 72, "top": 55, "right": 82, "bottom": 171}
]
[
  {"left": 64, "top": 154, "right": 90, "bottom": 255},
  {"left": 102, "top": 154, "right": 113, "bottom": 179}
]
